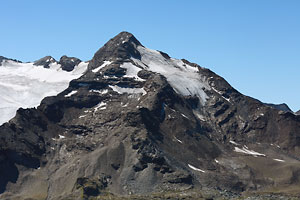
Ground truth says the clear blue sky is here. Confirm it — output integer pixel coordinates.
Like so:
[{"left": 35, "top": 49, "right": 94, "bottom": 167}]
[{"left": 1, "top": 0, "right": 299, "bottom": 111}]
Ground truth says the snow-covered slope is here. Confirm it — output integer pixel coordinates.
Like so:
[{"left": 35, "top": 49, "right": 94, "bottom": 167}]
[
  {"left": 0, "top": 60, "right": 88, "bottom": 125},
  {"left": 130, "top": 46, "right": 211, "bottom": 104}
]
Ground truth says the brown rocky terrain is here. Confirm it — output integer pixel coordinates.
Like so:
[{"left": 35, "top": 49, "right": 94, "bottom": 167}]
[{"left": 0, "top": 32, "right": 300, "bottom": 200}]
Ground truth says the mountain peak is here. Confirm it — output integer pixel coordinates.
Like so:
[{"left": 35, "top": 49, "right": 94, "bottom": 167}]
[
  {"left": 34, "top": 56, "right": 57, "bottom": 68},
  {"left": 89, "top": 32, "right": 142, "bottom": 70},
  {"left": 59, "top": 55, "right": 82, "bottom": 71},
  {"left": 2, "top": 32, "right": 300, "bottom": 199},
  {"left": 110, "top": 31, "right": 142, "bottom": 47}
]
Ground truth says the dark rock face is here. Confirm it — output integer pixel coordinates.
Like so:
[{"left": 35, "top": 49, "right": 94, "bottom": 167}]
[
  {"left": 0, "top": 32, "right": 300, "bottom": 199},
  {"left": 296, "top": 110, "right": 300, "bottom": 115},
  {"left": 59, "top": 55, "right": 81, "bottom": 71},
  {"left": 33, "top": 56, "right": 57, "bottom": 68},
  {"left": 265, "top": 103, "right": 292, "bottom": 112}
]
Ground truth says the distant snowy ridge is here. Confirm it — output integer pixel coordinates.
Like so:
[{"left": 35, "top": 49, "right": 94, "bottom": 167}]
[{"left": 0, "top": 59, "right": 88, "bottom": 125}]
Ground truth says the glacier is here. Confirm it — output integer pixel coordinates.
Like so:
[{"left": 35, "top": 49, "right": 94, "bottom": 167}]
[{"left": 0, "top": 60, "right": 88, "bottom": 125}]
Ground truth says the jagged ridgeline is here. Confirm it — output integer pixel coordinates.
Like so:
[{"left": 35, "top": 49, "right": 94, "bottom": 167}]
[{"left": 0, "top": 32, "right": 300, "bottom": 200}]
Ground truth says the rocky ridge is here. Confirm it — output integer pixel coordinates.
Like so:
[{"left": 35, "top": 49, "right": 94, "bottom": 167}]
[
  {"left": 265, "top": 103, "right": 293, "bottom": 113},
  {"left": 33, "top": 56, "right": 57, "bottom": 68},
  {"left": 0, "top": 56, "right": 21, "bottom": 65},
  {"left": 0, "top": 32, "right": 300, "bottom": 200},
  {"left": 2, "top": 54, "right": 83, "bottom": 72},
  {"left": 34, "top": 55, "right": 83, "bottom": 71},
  {"left": 59, "top": 55, "right": 82, "bottom": 71}
]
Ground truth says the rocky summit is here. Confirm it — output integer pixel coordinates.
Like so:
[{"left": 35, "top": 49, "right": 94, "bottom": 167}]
[
  {"left": 34, "top": 56, "right": 57, "bottom": 68},
  {"left": 0, "top": 32, "right": 300, "bottom": 200}
]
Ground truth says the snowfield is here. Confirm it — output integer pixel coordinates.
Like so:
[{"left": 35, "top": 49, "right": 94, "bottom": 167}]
[
  {"left": 0, "top": 60, "right": 88, "bottom": 125},
  {"left": 132, "top": 46, "right": 211, "bottom": 105}
]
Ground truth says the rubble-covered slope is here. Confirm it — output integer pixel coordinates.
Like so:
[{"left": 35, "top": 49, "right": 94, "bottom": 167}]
[{"left": 0, "top": 32, "right": 300, "bottom": 200}]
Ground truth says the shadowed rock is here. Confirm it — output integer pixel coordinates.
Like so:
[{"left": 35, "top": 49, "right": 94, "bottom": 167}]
[{"left": 59, "top": 55, "right": 81, "bottom": 71}]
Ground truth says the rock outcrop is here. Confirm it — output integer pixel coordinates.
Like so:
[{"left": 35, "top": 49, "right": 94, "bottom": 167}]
[
  {"left": 59, "top": 55, "right": 82, "bottom": 71},
  {"left": 34, "top": 56, "right": 57, "bottom": 68}
]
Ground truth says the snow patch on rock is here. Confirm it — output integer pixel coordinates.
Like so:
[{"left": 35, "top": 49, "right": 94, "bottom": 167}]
[
  {"left": 193, "top": 111, "right": 206, "bottom": 121},
  {"left": 234, "top": 147, "right": 266, "bottom": 157},
  {"left": 59, "top": 135, "right": 65, "bottom": 139},
  {"left": 188, "top": 164, "right": 205, "bottom": 173},
  {"left": 92, "top": 60, "right": 111, "bottom": 73},
  {"left": 120, "top": 62, "right": 144, "bottom": 81},
  {"left": 273, "top": 158, "right": 285, "bottom": 162},
  {"left": 94, "top": 102, "right": 107, "bottom": 112},
  {"left": 89, "top": 89, "right": 108, "bottom": 95},
  {"left": 109, "top": 85, "right": 146, "bottom": 95},
  {"left": 229, "top": 140, "right": 239, "bottom": 146},
  {"left": 65, "top": 90, "right": 78, "bottom": 97},
  {"left": 174, "top": 137, "right": 183, "bottom": 144}
]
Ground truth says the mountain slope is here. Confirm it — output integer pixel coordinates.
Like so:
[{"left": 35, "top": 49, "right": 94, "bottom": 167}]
[{"left": 0, "top": 32, "right": 300, "bottom": 200}]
